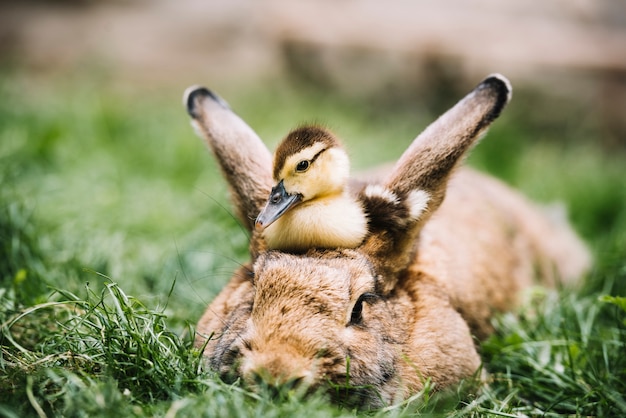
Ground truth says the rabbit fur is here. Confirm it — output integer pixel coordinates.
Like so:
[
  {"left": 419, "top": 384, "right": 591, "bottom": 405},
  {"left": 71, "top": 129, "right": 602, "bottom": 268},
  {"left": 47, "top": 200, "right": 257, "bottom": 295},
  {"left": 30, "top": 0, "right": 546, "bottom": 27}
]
[{"left": 184, "top": 75, "right": 591, "bottom": 407}]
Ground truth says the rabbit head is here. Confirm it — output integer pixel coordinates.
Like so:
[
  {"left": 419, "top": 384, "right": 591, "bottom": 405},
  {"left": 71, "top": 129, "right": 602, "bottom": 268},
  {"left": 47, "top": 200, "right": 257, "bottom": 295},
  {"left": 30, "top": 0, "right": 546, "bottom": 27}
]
[{"left": 205, "top": 248, "right": 482, "bottom": 406}]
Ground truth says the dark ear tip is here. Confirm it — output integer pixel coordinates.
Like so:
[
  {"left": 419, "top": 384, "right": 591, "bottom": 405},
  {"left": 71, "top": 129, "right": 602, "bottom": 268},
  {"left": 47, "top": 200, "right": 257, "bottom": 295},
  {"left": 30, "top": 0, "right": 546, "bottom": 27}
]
[
  {"left": 183, "top": 85, "right": 230, "bottom": 118},
  {"left": 480, "top": 73, "right": 512, "bottom": 103},
  {"left": 475, "top": 74, "right": 512, "bottom": 121}
]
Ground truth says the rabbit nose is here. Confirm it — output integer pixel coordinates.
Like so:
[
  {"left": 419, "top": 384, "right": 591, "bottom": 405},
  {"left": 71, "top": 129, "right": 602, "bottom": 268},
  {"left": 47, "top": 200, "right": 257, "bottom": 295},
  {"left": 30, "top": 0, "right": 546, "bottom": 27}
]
[
  {"left": 248, "top": 368, "right": 312, "bottom": 397},
  {"left": 251, "top": 371, "right": 306, "bottom": 390},
  {"left": 240, "top": 339, "right": 317, "bottom": 391}
]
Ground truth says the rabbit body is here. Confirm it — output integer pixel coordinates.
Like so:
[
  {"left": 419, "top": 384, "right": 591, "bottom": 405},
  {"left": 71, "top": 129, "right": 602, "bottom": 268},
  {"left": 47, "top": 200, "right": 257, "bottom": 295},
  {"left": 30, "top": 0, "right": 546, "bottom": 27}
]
[{"left": 185, "top": 76, "right": 591, "bottom": 407}]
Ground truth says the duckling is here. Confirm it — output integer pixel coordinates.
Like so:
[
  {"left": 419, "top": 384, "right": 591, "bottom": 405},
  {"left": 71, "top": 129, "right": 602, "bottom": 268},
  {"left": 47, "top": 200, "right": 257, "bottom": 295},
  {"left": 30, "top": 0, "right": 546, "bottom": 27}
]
[{"left": 255, "top": 125, "right": 368, "bottom": 252}]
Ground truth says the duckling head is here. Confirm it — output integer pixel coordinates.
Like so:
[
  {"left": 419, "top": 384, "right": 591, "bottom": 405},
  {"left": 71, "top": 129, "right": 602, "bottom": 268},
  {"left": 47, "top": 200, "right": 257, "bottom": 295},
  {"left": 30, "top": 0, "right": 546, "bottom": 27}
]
[{"left": 255, "top": 125, "right": 350, "bottom": 230}]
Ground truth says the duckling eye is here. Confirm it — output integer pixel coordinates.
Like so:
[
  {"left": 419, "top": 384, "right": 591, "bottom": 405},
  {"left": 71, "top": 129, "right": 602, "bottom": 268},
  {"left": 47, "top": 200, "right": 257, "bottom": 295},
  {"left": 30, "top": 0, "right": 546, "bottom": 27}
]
[{"left": 295, "top": 160, "right": 310, "bottom": 172}]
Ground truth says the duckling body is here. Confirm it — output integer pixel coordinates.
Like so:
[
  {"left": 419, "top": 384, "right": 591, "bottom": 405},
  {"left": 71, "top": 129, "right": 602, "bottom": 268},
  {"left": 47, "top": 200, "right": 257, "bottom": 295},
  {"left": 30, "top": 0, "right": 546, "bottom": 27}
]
[
  {"left": 262, "top": 192, "right": 367, "bottom": 252},
  {"left": 255, "top": 125, "right": 368, "bottom": 252}
]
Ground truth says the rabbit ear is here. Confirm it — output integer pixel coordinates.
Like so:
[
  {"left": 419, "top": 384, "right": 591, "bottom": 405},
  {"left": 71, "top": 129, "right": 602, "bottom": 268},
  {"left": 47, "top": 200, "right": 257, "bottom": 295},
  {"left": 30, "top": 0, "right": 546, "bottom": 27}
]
[
  {"left": 387, "top": 74, "right": 511, "bottom": 203},
  {"left": 361, "top": 75, "right": 512, "bottom": 294},
  {"left": 184, "top": 87, "right": 273, "bottom": 235}
]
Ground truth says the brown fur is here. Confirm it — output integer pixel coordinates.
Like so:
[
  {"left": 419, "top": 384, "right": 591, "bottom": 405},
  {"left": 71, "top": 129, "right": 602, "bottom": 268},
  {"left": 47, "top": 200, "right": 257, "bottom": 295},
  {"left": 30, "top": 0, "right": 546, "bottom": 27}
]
[
  {"left": 185, "top": 86, "right": 273, "bottom": 234},
  {"left": 184, "top": 75, "right": 590, "bottom": 407}
]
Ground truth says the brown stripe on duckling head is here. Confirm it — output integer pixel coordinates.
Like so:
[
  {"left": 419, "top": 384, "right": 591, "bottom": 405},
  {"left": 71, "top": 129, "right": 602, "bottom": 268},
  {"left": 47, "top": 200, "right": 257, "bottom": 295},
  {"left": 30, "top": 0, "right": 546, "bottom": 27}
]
[{"left": 273, "top": 125, "right": 341, "bottom": 180}]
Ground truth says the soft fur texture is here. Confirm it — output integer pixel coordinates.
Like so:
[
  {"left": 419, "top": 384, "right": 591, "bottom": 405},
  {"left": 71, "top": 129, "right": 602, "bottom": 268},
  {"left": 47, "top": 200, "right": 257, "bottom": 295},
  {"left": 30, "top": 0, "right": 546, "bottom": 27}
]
[{"left": 184, "top": 75, "right": 591, "bottom": 407}]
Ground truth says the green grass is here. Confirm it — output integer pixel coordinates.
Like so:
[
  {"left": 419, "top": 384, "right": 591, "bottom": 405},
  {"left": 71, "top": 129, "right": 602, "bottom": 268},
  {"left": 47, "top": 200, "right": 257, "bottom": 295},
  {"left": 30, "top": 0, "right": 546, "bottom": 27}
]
[{"left": 1, "top": 71, "right": 625, "bottom": 417}]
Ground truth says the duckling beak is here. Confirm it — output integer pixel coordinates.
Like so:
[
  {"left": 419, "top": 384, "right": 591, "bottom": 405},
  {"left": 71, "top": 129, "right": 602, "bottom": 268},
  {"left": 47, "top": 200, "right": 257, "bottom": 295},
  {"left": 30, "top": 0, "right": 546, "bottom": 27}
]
[{"left": 255, "top": 180, "right": 302, "bottom": 230}]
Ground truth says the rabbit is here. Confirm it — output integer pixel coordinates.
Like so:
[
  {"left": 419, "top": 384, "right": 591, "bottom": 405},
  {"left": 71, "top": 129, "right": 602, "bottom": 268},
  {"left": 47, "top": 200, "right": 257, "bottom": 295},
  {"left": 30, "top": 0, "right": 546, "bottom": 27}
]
[{"left": 183, "top": 74, "right": 591, "bottom": 407}]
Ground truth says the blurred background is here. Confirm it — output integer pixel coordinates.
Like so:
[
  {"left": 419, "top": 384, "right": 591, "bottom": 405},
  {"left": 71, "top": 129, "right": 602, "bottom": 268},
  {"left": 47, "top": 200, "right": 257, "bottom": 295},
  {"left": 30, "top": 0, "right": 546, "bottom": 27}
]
[
  {"left": 1, "top": 0, "right": 625, "bottom": 319},
  {"left": 2, "top": 0, "right": 626, "bottom": 147}
]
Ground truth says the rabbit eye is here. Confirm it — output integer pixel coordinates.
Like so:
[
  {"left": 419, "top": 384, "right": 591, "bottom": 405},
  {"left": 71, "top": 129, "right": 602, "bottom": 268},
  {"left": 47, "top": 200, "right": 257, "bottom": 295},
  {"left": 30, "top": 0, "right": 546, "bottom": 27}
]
[
  {"left": 295, "top": 160, "right": 310, "bottom": 172},
  {"left": 349, "top": 293, "right": 377, "bottom": 326}
]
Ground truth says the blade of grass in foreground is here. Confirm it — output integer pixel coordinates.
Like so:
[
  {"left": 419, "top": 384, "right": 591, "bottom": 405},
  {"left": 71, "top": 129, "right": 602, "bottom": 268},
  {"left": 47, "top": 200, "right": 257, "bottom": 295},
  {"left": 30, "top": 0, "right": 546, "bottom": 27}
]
[
  {"left": 1, "top": 281, "right": 205, "bottom": 414},
  {"left": 480, "top": 286, "right": 626, "bottom": 417}
]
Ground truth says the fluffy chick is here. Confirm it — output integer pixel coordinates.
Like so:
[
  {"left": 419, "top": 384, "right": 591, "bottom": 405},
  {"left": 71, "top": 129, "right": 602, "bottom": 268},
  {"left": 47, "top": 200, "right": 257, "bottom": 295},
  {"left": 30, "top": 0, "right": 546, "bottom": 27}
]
[{"left": 255, "top": 125, "right": 367, "bottom": 252}]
